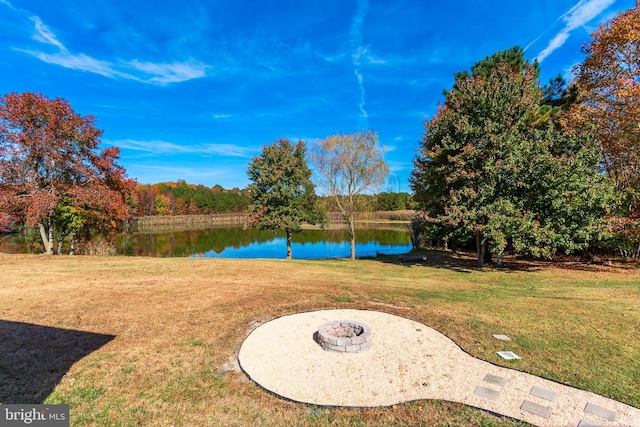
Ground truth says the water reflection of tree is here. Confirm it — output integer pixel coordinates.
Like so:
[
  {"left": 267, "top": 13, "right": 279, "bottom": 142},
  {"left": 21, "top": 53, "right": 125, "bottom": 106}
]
[
  {"left": 118, "top": 227, "right": 410, "bottom": 257},
  {"left": 291, "top": 229, "right": 410, "bottom": 245}
]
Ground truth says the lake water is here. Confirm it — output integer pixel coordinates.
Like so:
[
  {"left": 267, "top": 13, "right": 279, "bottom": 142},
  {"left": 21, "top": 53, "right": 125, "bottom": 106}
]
[
  {"left": 121, "top": 226, "right": 412, "bottom": 259},
  {"left": 1, "top": 225, "right": 412, "bottom": 259}
]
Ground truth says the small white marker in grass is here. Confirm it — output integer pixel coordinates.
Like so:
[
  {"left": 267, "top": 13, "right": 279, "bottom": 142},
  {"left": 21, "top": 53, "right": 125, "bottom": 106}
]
[
  {"left": 496, "top": 351, "right": 521, "bottom": 360},
  {"left": 492, "top": 334, "right": 511, "bottom": 341}
]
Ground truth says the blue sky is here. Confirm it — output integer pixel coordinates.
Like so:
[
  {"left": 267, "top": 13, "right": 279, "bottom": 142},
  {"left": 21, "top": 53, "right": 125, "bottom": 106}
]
[{"left": 1, "top": 0, "right": 635, "bottom": 192}]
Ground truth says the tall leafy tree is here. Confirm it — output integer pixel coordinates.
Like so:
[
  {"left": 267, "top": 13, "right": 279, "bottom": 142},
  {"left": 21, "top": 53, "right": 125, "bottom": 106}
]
[
  {"left": 310, "top": 131, "right": 389, "bottom": 260},
  {"left": 0, "top": 92, "right": 134, "bottom": 254},
  {"left": 574, "top": 3, "right": 640, "bottom": 215},
  {"left": 247, "top": 138, "right": 324, "bottom": 259},
  {"left": 449, "top": 46, "right": 537, "bottom": 98},
  {"left": 410, "top": 50, "right": 615, "bottom": 266}
]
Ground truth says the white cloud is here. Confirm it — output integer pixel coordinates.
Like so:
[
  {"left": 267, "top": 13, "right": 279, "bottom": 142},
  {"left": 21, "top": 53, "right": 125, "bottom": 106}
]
[
  {"left": 201, "top": 143, "right": 255, "bottom": 158},
  {"left": 355, "top": 46, "right": 386, "bottom": 65},
  {"left": 536, "top": 31, "right": 571, "bottom": 63},
  {"left": 18, "top": 14, "right": 207, "bottom": 85},
  {"left": 317, "top": 51, "right": 347, "bottom": 63},
  {"left": 17, "top": 49, "right": 127, "bottom": 79},
  {"left": 563, "top": 0, "right": 615, "bottom": 29},
  {"left": 535, "top": 0, "right": 616, "bottom": 63},
  {"left": 126, "top": 164, "right": 226, "bottom": 186},
  {"left": 110, "top": 139, "right": 255, "bottom": 158},
  {"left": 382, "top": 144, "right": 397, "bottom": 153},
  {"left": 386, "top": 160, "right": 411, "bottom": 173},
  {"left": 30, "top": 16, "right": 66, "bottom": 52},
  {"left": 128, "top": 164, "right": 250, "bottom": 188},
  {"left": 131, "top": 164, "right": 226, "bottom": 177},
  {"left": 112, "top": 139, "right": 190, "bottom": 153},
  {"left": 128, "top": 59, "right": 207, "bottom": 84}
]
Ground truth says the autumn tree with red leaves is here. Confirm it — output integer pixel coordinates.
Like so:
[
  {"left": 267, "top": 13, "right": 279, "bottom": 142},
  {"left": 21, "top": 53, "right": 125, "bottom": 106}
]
[
  {"left": 574, "top": 3, "right": 640, "bottom": 257},
  {"left": 575, "top": 3, "right": 640, "bottom": 211},
  {"left": 0, "top": 212, "right": 14, "bottom": 233},
  {"left": 0, "top": 92, "right": 134, "bottom": 254}
]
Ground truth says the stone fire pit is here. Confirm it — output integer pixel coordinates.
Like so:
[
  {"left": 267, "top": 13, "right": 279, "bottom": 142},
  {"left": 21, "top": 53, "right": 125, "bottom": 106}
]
[{"left": 317, "top": 320, "right": 372, "bottom": 353}]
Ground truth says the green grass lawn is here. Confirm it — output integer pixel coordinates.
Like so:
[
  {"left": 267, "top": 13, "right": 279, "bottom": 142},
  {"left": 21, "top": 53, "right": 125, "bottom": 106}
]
[{"left": 0, "top": 252, "right": 638, "bottom": 426}]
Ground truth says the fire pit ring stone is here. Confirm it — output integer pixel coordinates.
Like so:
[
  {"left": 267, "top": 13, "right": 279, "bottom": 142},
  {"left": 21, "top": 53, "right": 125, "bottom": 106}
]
[{"left": 317, "top": 320, "right": 372, "bottom": 353}]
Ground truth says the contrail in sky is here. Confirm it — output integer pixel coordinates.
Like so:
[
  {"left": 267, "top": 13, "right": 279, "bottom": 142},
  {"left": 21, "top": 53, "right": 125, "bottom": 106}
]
[{"left": 350, "top": 0, "right": 370, "bottom": 128}]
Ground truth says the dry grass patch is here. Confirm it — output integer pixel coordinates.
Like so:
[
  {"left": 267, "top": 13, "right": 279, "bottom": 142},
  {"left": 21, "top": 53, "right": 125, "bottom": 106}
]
[{"left": 0, "top": 253, "right": 638, "bottom": 426}]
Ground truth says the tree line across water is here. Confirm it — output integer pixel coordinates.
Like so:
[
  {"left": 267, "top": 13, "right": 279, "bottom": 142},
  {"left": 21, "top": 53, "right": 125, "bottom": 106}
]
[
  {"left": 1, "top": 5, "right": 638, "bottom": 261},
  {"left": 131, "top": 180, "right": 413, "bottom": 217}
]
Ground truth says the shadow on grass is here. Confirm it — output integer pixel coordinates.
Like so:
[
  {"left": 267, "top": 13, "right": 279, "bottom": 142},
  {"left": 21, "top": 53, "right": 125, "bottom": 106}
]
[
  {"left": 0, "top": 320, "right": 115, "bottom": 403},
  {"left": 375, "top": 249, "right": 479, "bottom": 272},
  {"left": 375, "top": 248, "right": 636, "bottom": 273}
]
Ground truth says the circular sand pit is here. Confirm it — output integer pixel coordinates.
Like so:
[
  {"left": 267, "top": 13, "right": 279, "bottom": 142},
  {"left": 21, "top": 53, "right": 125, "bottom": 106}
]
[{"left": 237, "top": 309, "right": 640, "bottom": 427}]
